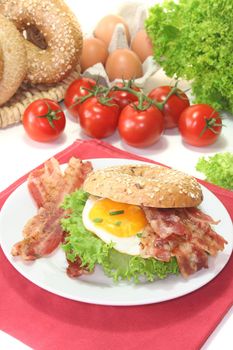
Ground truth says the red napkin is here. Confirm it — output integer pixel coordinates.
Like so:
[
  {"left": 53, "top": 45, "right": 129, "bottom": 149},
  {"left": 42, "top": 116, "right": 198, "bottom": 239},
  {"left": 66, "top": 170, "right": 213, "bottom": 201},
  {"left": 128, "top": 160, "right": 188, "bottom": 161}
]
[{"left": 0, "top": 139, "right": 232, "bottom": 350}]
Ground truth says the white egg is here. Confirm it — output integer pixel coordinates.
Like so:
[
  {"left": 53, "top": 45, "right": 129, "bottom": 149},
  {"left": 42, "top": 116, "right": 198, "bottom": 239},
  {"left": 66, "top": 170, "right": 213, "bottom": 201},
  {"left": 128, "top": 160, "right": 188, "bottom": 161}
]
[{"left": 82, "top": 197, "right": 142, "bottom": 256}]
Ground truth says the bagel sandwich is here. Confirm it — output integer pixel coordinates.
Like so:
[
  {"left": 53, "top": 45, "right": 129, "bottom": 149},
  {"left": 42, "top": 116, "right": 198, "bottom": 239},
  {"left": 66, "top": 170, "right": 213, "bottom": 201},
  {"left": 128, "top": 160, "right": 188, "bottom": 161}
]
[{"left": 61, "top": 164, "right": 227, "bottom": 282}]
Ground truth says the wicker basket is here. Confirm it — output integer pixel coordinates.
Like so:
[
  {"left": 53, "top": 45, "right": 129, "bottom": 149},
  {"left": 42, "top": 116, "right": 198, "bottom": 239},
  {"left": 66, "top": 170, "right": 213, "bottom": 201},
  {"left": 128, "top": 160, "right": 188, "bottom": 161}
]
[{"left": 0, "top": 66, "right": 80, "bottom": 128}]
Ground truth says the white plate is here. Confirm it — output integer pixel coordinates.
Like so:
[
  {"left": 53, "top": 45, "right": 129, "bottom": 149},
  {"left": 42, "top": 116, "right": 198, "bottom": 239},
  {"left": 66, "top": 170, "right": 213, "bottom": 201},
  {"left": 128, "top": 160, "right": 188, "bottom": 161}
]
[{"left": 0, "top": 158, "right": 232, "bottom": 306}]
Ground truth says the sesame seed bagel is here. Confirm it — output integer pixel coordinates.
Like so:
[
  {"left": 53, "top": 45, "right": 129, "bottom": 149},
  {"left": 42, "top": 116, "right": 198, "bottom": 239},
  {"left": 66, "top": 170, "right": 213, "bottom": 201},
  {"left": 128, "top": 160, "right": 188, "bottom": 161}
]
[
  {"left": 0, "top": 0, "right": 83, "bottom": 84},
  {"left": 0, "top": 14, "right": 27, "bottom": 106},
  {"left": 83, "top": 164, "right": 203, "bottom": 208}
]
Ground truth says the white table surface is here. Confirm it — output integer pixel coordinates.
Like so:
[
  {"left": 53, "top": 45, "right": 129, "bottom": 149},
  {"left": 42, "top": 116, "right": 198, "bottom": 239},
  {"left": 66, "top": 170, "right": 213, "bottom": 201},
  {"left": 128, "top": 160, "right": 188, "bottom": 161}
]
[{"left": 0, "top": 1, "right": 232, "bottom": 349}]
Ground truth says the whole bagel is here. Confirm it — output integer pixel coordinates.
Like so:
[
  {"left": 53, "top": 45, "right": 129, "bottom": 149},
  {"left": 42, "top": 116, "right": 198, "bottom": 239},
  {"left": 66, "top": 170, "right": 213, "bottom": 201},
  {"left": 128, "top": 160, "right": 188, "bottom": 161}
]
[
  {"left": 83, "top": 164, "right": 203, "bottom": 208},
  {"left": 0, "top": 0, "right": 83, "bottom": 84},
  {"left": 0, "top": 14, "right": 27, "bottom": 106}
]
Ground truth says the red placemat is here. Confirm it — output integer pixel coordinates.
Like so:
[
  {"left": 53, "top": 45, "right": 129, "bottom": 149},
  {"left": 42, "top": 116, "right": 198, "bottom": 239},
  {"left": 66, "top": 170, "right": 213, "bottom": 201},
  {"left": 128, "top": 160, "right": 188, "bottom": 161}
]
[{"left": 0, "top": 139, "right": 232, "bottom": 350}]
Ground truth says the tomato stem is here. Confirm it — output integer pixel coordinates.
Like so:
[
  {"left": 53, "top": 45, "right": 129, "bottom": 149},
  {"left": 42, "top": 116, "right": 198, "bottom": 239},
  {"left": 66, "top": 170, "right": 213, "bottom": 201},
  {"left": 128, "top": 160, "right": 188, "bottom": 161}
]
[
  {"left": 111, "top": 84, "right": 153, "bottom": 111},
  {"left": 199, "top": 112, "right": 222, "bottom": 137},
  {"left": 68, "top": 85, "right": 109, "bottom": 110},
  {"left": 157, "top": 82, "right": 180, "bottom": 110},
  {"left": 36, "top": 101, "right": 62, "bottom": 128},
  {"left": 111, "top": 79, "right": 181, "bottom": 111},
  {"left": 69, "top": 78, "right": 183, "bottom": 112},
  {"left": 98, "top": 95, "right": 117, "bottom": 107}
]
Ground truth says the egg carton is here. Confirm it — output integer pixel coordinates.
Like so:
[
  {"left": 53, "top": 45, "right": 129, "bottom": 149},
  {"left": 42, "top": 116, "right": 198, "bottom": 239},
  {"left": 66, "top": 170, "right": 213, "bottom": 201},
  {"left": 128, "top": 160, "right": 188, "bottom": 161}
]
[
  {"left": 82, "top": 3, "right": 160, "bottom": 88},
  {"left": 83, "top": 56, "right": 159, "bottom": 89}
]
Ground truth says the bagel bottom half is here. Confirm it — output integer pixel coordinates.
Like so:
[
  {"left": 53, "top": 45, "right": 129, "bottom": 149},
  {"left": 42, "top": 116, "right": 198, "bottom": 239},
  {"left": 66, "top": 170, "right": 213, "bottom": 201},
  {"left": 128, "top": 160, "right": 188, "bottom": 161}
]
[
  {"left": 0, "top": 14, "right": 27, "bottom": 106},
  {"left": 82, "top": 164, "right": 203, "bottom": 208}
]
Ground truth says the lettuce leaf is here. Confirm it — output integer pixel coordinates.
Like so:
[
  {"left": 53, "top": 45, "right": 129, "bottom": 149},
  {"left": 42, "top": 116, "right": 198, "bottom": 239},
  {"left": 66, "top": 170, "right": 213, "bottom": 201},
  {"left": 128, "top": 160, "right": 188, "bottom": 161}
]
[
  {"left": 145, "top": 0, "right": 233, "bottom": 113},
  {"left": 61, "top": 190, "right": 179, "bottom": 282},
  {"left": 196, "top": 152, "right": 233, "bottom": 190}
]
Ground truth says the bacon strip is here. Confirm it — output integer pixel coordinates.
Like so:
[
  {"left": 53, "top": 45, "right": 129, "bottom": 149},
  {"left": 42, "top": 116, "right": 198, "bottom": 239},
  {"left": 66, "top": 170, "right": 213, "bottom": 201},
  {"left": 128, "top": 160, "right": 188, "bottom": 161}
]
[
  {"left": 11, "top": 204, "right": 64, "bottom": 260},
  {"left": 173, "top": 242, "right": 209, "bottom": 277},
  {"left": 27, "top": 158, "right": 64, "bottom": 208},
  {"left": 184, "top": 207, "right": 220, "bottom": 225},
  {"left": 143, "top": 207, "right": 189, "bottom": 239},
  {"left": 141, "top": 207, "right": 227, "bottom": 277},
  {"left": 66, "top": 257, "right": 90, "bottom": 278},
  {"left": 28, "top": 157, "right": 92, "bottom": 208},
  {"left": 62, "top": 157, "right": 93, "bottom": 202},
  {"left": 11, "top": 157, "right": 93, "bottom": 260}
]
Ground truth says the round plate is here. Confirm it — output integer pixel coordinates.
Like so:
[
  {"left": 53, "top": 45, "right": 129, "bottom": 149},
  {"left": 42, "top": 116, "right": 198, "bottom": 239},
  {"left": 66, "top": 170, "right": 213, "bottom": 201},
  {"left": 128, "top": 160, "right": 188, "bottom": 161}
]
[{"left": 0, "top": 158, "right": 232, "bottom": 306}]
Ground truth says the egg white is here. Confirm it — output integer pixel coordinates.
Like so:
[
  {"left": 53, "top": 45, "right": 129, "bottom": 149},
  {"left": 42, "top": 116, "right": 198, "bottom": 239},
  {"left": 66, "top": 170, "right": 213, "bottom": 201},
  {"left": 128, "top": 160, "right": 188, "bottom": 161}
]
[{"left": 82, "top": 197, "right": 142, "bottom": 255}]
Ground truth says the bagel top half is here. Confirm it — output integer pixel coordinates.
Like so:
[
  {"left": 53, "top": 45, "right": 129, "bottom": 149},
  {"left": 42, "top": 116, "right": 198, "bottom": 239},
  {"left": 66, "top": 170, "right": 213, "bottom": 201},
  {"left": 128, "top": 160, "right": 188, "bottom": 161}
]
[{"left": 82, "top": 165, "right": 203, "bottom": 208}]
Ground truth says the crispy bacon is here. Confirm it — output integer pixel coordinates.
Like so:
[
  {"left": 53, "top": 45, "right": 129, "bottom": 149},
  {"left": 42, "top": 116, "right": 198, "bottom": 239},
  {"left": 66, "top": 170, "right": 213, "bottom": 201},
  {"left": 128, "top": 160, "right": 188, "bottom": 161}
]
[
  {"left": 27, "top": 158, "right": 64, "bottom": 208},
  {"left": 66, "top": 257, "right": 90, "bottom": 278},
  {"left": 184, "top": 217, "right": 227, "bottom": 256},
  {"left": 28, "top": 157, "right": 93, "bottom": 208},
  {"left": 179, "top": 207, "right": 226, "bottom": 255},
  {"left": 184, "top": 207, "right": 220, "bottom": 225},
  {"left": 173, "top": 242, "right": 209, "bottom": 277},
  {"left": 140, "top": 225, "right": 173, "bottom": 262},
  {"left": 143, "top": 207, "right": 190, "bottom": 239},
  {"left": 62, "top": 157, "right": 93, "bottom": 201},
  {"left": 12, "top": 157, "right": 93, "bottom": 260},
  {"left": 153, "top": 236, "right": 172, "bottom": 262},
  {"left": 11, "top": 204, "right": 64, "bottom": 260},
  {"left": 141, "top": 207, "right": 227, "bottom": 277}
]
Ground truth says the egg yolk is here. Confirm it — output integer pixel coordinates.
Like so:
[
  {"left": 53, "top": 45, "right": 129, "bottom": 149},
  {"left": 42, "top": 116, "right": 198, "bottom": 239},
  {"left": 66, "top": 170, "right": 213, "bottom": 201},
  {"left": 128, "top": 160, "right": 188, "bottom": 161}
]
[{"left": 89, "top": 198, "right": 147, "bottom": 237}]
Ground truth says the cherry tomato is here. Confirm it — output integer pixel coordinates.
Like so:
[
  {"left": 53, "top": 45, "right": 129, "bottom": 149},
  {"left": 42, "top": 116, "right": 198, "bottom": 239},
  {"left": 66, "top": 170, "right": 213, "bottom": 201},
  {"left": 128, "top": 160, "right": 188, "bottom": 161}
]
[
  {"left": 178, "top": 104, "right": 222, "bottom": 147},
  {"left": 108, "top": 82, "right": 140, "bottom": 111},
  {"left": 23, "top": 99, "right": 66, "bottom": 142},
  {"left": 64, "top": 77, "right": 96, "bottom": 118},
  {"left": 148, "top": 85, "right": 190, "bottom": 129},
  {"left": 78, "top": 96, "right": 120, "bottom": 139},
  {"left": 118, "top": 102, "right": 164, "bottom": 148}
]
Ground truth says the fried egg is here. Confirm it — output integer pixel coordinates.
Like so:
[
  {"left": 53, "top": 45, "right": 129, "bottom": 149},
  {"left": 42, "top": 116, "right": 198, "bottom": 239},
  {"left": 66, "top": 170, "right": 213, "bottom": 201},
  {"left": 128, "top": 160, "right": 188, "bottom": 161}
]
[{"left": 82, "top": 196, "right": 148, "bottom": 255}]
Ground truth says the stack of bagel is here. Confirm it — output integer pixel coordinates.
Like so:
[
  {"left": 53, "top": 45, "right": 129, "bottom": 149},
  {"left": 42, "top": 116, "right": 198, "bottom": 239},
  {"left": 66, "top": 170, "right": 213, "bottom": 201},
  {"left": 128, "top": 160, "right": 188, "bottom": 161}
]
[{"left": 0, "top": 0, "right": 83, "bottom": 128}]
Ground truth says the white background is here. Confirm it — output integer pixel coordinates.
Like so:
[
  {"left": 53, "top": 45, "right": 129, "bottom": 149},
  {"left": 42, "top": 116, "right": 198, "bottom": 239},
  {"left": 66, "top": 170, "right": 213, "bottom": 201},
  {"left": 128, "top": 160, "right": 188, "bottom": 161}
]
[{"left": 0, "top": 0, "right": 232, "bottom": 349}]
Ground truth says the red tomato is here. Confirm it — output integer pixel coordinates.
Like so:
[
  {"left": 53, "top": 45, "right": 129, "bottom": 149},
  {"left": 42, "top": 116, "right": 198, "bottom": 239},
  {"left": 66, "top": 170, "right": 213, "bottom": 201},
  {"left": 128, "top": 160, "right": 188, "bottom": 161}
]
[
  {"left": 108, "top": 82, "right": 140, "bottom": 111},
  {"left": 148, "top": 85, "right": 190, "bottom": 129},
  {"left": 178, "top": 104, "right": 222, "bottom": 147},
  {"left": 78, "top": 96, "right": 120, "bottom": 139},
  {"left": 23, "top": 99, "right": 66, "bottom": 142},
  {"left": 64, "top": 77, "right": 96, "bottom": 118},
  {"left": 118, "top": 102, "right": 164, "bottom": 148}
]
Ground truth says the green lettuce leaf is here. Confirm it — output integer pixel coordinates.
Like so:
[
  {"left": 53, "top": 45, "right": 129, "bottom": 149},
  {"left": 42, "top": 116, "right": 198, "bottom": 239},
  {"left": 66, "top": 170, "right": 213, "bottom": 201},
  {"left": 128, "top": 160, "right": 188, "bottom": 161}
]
[
  {"left": 145, "top": 0, "right": 233, "bottom": 113},
  {"left": 61, "top": 190, "right": 179, "bottom": 282},
  {"left": 196, "top": 152, "right": 233, "bottom": 190}
]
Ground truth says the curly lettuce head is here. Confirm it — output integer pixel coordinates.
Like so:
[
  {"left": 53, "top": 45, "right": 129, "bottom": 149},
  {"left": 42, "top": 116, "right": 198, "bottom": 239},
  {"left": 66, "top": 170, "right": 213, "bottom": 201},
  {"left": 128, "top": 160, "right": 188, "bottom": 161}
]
[{"left": 145, "top": 0, "right": 233, "bottom": 113}]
